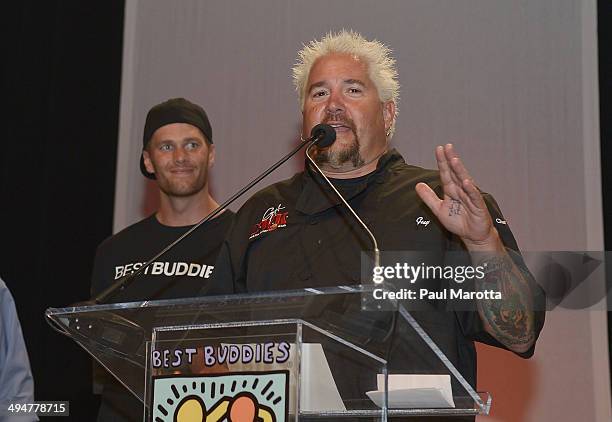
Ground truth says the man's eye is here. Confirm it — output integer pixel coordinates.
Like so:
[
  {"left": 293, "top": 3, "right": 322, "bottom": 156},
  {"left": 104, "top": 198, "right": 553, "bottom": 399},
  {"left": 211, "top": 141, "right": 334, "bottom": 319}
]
[
  {"left": 160, "top": 144, "right": 172, "bottom": 151},
  {"left": 312, "top": 90, "right": 327, "bottom": 98},
  {"left": 186, "top": 142, "right": 200, "bottom": 150},
  {"left": 348, "top": 87, "right": 362, "bottom": 94}
]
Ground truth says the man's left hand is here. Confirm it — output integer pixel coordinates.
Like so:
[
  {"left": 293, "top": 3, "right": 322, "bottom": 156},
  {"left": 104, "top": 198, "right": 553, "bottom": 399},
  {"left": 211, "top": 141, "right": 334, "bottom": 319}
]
[
  {"left": 417, "top": 144, "right": 537, "bottom": 353},
  {"left": 415, "top": 143, "right": 503, "bottom": 253}
]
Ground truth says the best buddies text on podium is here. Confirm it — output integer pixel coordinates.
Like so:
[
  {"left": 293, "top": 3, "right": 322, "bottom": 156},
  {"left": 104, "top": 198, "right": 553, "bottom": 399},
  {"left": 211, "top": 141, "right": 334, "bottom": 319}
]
[{"left": 46, "top": 285, "right": 491, "bottom": 421}]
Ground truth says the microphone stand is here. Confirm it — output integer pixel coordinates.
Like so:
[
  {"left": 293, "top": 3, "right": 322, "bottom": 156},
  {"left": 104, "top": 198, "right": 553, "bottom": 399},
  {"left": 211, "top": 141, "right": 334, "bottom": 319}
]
[
  {"left": 304, "top": 144, "right": 380, "bottom": 270},
  {"left": 305, "top": 144, "right": 396, "bottom": 353}
]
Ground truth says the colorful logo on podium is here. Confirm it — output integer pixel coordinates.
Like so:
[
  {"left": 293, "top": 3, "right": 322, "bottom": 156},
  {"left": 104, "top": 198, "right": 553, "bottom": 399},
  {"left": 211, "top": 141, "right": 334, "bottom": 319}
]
[{"left": 152, "top": 371, "right": 289, "bottom": 422}]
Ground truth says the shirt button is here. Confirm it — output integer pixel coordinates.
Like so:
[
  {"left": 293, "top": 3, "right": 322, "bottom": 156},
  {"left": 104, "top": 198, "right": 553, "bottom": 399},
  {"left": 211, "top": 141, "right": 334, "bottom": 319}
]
[
  {"left": 309, "top": 218, "right": 318, "bottom": 225},
  {"left": 317, "top": 239, "right": 322, "bottom": 245}
]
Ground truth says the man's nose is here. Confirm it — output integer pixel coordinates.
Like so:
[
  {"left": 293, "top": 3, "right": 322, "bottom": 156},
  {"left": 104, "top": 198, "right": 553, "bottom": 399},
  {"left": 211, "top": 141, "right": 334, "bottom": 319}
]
[
  {"left": 174, "top": 147, "right": 187, "bottom": 163},
  {"left": 325, "top": 90, "right": 345, "bottom": 115}
]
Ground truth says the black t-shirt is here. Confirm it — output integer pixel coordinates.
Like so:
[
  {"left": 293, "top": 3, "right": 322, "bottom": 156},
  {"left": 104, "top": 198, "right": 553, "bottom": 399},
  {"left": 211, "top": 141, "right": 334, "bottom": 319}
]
[
  {"left": 90, "top": 210, "right": 234, "bottom": 422},
  {"left": 212, "top": 149, "right": 545, "bottom": 421},
  {"left": 91, "top": 210, "right": 234, "bottom": 302}
]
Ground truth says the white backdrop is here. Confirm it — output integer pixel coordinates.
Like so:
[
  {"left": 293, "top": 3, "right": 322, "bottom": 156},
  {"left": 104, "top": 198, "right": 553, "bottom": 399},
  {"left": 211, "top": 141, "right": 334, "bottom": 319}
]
[{"left": 113, "top": 1, "right": 610, "bottom": 421}]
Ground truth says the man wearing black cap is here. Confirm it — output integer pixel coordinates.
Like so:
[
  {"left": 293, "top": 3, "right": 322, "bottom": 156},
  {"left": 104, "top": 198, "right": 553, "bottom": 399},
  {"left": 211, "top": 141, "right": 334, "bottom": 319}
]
[{"left": 90, "top": 98, "right": 234, "bottom": 421}]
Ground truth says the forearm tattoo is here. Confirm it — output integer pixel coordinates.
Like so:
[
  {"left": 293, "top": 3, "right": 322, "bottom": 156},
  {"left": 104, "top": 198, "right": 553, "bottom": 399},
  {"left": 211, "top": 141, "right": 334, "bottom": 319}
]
[
  {"left": 448, "top": 199, "right": 462, "bottom": 216},
  {"left": 476, "top": 255, "right": 535, "bottom": 348}
]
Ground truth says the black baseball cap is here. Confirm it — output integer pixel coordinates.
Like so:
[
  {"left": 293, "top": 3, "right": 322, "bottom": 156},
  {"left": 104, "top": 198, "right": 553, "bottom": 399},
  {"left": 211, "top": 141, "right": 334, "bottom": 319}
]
[{"left": 140, "top": 97, "right": 213, "bottom": 179}]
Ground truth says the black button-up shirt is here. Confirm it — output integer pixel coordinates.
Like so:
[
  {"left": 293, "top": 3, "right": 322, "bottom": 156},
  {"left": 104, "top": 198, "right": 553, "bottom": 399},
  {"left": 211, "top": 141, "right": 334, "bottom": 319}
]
[{"left": 212, "top": 149, "right": 544, "bottom": 420}]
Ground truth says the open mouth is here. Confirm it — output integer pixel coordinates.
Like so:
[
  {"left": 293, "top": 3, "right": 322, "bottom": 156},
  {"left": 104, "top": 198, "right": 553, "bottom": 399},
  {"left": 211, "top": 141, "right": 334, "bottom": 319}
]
[{"left": 327, "top": 123, "right": 353, "bottom": 133}]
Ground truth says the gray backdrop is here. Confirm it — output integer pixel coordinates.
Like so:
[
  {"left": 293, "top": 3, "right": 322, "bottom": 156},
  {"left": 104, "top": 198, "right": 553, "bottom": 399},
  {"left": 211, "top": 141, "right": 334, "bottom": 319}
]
[{"left": 113, "top": 1, "right": 610, "bottom": 421}]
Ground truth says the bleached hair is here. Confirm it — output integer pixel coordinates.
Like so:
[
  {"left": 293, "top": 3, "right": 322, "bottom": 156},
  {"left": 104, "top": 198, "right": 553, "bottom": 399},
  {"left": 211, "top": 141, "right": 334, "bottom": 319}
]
[{"left": 293, "top": 30, "right": 400, "bottom": 137}]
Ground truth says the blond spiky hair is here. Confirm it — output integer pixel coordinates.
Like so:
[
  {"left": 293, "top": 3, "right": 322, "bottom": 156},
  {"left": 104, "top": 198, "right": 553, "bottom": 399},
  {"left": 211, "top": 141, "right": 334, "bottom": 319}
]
[{"left": 292, "top": 30, "right": 400, "bottom": 137}]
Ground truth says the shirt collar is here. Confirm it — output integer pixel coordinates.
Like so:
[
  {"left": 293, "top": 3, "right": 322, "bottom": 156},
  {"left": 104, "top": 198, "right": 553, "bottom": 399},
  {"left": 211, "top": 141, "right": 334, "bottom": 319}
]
[{"left": 295, "top": 148, "right": 404, "bottom": 215}]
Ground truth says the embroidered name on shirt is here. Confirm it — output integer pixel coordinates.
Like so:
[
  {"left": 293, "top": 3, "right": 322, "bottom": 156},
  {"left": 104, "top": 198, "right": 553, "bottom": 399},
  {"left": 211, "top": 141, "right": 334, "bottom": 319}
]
[
  {"left": 249, "top": 204, "right": 289, "bottom": 240},
  {"left": 416, "top": 216, "right": 430, "bottom": 227}
]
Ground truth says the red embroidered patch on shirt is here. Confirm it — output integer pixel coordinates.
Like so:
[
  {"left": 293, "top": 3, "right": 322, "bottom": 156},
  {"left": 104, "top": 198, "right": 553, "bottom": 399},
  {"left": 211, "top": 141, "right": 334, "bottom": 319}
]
[{"left": 249, "top": 204, "right": 289, "bottom": 240}]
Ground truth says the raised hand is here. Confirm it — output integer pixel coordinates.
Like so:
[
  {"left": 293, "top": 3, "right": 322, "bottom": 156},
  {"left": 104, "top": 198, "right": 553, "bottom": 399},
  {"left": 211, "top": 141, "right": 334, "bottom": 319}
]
[
  {"left": 416, "top": 144, "right": 536, "bottom": 352},
  {"left": 415, "top": 144, "right": 502, "bottom": 252}
]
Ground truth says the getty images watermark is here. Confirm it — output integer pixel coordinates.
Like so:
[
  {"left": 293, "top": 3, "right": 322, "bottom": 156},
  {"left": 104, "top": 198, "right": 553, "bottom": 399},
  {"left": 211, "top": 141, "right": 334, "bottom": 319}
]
[
  {"left": 370, "top": 261, "right": 501, "bottom": 301},
  {"left": 360, "top": 251, "right": 610, "bottom": 312}
]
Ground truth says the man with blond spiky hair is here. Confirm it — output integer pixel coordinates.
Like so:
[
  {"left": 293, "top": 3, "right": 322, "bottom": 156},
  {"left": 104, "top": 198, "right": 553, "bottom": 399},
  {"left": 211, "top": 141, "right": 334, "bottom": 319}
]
[{"left": 213, "top": 30, "right": 544, "bottom": 420}]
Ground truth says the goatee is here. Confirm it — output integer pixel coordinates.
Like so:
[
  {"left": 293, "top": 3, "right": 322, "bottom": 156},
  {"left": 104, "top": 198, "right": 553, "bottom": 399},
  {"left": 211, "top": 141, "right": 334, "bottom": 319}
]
[{"left": 314, "top": 141, "right": 364, "bottom": 168}]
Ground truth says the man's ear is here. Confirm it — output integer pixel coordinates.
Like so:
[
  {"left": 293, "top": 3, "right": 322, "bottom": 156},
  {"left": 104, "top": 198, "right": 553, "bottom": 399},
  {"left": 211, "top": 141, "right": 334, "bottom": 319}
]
[
  {"left": 382, "top": 101, "right": 396, "bottom": 135},
  {"left": 142, "top": 150, "right": 155, "bottom": 175},
  {"left": 300, "top": 110, "right": 307, "bottom": 141},
  {"left": 208, "top": 144, "right": 216, "bottom": 168}
]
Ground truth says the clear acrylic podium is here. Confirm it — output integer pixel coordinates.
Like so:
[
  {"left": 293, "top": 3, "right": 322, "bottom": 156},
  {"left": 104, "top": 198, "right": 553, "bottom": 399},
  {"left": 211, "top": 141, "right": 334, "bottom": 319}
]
[{"left": 46, "top": 285, "right": 491, "bottom": 421}]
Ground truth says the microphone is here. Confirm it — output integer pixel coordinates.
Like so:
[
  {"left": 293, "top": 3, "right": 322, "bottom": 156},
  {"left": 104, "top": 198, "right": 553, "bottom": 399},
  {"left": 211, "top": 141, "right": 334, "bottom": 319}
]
[
  {"left": 91, "top": 124, "right": 336, "bottom": 304},
  {"left": 304, "top": 133, "right": 381, "bottom": 278},
  {"left": 310, "top": 123, "right": 336, "bottom": 148}
]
